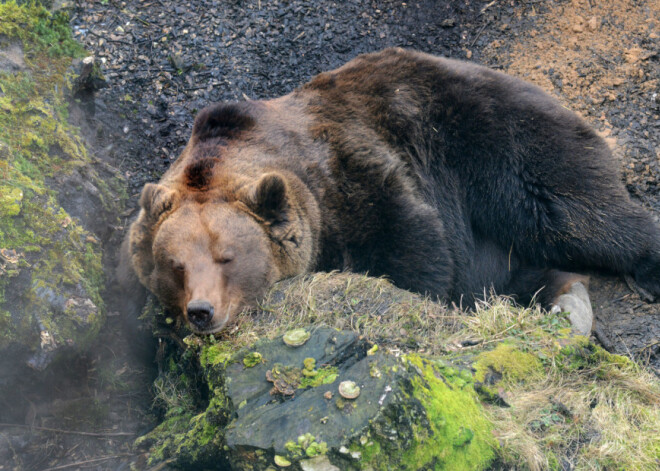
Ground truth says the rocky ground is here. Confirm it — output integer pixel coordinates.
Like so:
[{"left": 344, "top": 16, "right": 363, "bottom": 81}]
[{"left": 2, "top": 0, "right": 658, "bottom": 469}]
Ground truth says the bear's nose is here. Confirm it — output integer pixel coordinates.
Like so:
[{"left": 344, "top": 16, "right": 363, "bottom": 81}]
[{"left": 187, "top": 299, "right": 214, "bottom": 330}]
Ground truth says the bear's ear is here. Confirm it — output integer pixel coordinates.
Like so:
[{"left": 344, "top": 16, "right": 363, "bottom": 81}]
[
  {"left": 139, "top": 183, "right": 179, "bottom": 221},
  {"left": 192, "top": 102, "right": 256, "bottom": 142},
  {"left": 245, "top": 173, "right": 291, "bottom": 228}
]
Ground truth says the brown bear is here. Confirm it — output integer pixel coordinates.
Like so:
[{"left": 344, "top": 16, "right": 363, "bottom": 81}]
[{"left": 119, "top": 48, "right": 660, "bottom": 335}]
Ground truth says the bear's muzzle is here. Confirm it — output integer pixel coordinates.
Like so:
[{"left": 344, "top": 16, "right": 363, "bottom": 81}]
[{"left": 186, "top": 299, "right": 214, "bottom": 331}]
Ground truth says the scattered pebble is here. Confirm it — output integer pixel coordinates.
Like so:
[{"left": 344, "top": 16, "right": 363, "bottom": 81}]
[
  {"left": 283, "top": 328, "right": 310, "bottom": 347},
  {"left": 338, "top": 380, "right": 361, "bottom": 399}
]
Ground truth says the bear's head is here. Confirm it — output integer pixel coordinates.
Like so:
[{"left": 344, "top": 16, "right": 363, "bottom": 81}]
[{"left": 128, "top": 172, "right": 319, "bottom": 334}]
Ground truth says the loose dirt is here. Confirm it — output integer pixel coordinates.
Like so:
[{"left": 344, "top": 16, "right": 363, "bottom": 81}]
[{"left": 479, "top": 0, "right": 659, "bottom": 372}]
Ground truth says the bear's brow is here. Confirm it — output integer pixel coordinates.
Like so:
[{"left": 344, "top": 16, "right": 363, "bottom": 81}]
[
  {"left": 193, "top": 102, "right": 257, "bottom": 141},
  {"left": 185, "top": 157, "right": 219, "bottom": 190},
  {"left": 193, "top": 137, "right": 228, "bottom": 159},
  {"left": 184, "top": 138, "right": 230, "bottom": 190}
]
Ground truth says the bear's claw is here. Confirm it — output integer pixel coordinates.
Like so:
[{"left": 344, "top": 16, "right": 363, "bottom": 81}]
[{"left": 624, "top": 274, "right": 656, "bottom": 303}]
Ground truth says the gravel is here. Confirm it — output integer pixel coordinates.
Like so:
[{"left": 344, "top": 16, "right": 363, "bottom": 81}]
[{"left": 70, "top": 0, "right": 525, "bottom": 200}]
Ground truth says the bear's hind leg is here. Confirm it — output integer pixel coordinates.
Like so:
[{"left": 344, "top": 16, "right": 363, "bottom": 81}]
[
  {"left": 514, "top": 192, "right": 660, "bottom": 303},
  {"left": 506, "top": 269, "right": 593, "bottom": 335}
]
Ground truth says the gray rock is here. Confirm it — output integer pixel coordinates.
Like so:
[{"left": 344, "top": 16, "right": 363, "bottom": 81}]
[
  {"left": 144, "top": 327, "right": 497, "bottom": 470},
  {"left": 0, "top": 35, "right": 26, "bottom": 74}
]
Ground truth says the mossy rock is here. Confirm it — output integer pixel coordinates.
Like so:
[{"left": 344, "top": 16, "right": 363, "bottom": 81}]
[
  {"left": 0, "top": 1, "right": 122, "bottom": 380},
  {"left": 140, "top": 273, "right": 660, "bottom": 470},
  {"left": 141, "top": 327, "right": 497, "bottom": 470}
]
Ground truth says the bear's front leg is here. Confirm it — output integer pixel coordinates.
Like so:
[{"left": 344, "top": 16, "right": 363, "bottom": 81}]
[{"left": 344, "top": 195, "right": 456, "bottom": 299}]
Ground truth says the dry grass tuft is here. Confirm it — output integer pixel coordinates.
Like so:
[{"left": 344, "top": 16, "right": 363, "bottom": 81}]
[{"left": 217, "top": 272, "right": 464, "bottom": 355}]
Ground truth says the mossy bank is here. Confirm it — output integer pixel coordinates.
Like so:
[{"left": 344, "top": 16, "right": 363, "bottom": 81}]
[
  {"left": 140, "top": 273, "right": 660, "bottom": 470},
  {"left": 0, "top": 1, "right": 122, "bottom": 373}
]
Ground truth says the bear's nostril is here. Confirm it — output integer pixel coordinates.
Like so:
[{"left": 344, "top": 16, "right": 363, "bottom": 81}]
[{"left": 186, "top": 300, "right": 214, "bottom": 329}]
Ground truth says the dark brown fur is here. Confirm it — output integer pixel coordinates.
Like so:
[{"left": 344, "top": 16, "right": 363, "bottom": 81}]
[
  {"left": 184, "top": 157, "right": 220, "bottom": 190},
  {"left": 119, "top": 48, "right": 660, "bottom": 333}
]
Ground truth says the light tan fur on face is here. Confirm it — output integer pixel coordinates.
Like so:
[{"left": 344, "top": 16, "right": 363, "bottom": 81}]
[
  {"left": 148, "top": 201, "right": 281, "bottom": 333},
  {"left": 126, "top": 167, "right": 320, "bottom": 333}
]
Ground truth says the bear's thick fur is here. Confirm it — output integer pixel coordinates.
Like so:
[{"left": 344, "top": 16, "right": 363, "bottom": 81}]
[{"left": 120, "top": 48, "right": 660, "bottom": 334}]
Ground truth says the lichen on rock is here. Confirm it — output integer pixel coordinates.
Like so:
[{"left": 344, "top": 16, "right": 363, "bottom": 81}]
[{"left": 139, "top": 326, "right": 497, "bottom": 470}]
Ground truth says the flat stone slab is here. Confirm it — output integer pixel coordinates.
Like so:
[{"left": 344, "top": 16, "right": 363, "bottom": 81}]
[
  {"left": 219, "top": 327, "right": 495, "bottom": 470},
  {"left": 224, "top": 329, "right": 392, "bottom": 455}
]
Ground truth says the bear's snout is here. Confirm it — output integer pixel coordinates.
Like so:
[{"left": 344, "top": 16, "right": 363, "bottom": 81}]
[{"left": 187, "top": 299, "right": 214, "bottom": 330}]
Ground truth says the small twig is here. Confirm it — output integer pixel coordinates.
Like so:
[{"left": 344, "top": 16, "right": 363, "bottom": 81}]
[
  {"left": 0, "top": 423, "right": 135, "bottom": 437},
  {"left": 41, "top": 454, "right": 135, "bottom": 471},
  {"left": 593, "top": 323, "right": 615, "bottom": 352},
  {"left": 469, "top": 21, "right": 490, "bottom": 49},
  {"left": 479, "top": 0, "right": 498, "bottom": 16},
  {"left": 478, "top": 325, "right": 539, "bottom": 347},
  {"left": 135, "top": 16, "right": 151, "bottom": 26},
  {"left": 639, "top": 340, "right": 660, "bottom": 353},
  {"left": 87, "top": 30, "right": 134, "bottom": 46}
]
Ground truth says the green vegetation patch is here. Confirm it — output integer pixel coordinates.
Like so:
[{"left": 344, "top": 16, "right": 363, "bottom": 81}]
[
  {"left": 474, "top": 343, "right": 544, "bottom": 384},
  {"left": 402, "top": 354, "right": 497, "bottom": 470},
  {"left": 0, "top": 2, "right": 110, "bottom": 353},
  {"left": 285, "top": 433, "right": 329, "bottom": 459},
  {"left": 300, "top": 357, "right": 339, "bottom": 388},
  {"left": 142, "top": 337, "right": 231, "bottom": 467}
]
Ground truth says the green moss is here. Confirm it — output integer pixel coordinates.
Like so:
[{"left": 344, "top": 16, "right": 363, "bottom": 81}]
[
  {"left": 346, "top": 354, "right": 496, "bottom": 470},
  {"left": 305, "top": 440, "right": 328, "bottom": 458},
  {"left": 137, "top": 413, "right": 195, "bottom": 463},
  {"left": 556, "top": 335, "right": 631, "bottom": 375},
  {"left": 0, "top": 1, "right": 86, "bottom": 59},
  {"left": 0, "top": 186, "right": 23, "bottom": 216},
  {"left": 143, "top": 392, "right": 228, "bottom": 466},
  {"left": 353, "top": 435, "right": 381, "bottom": 463},
  {"left": 200, "top": 343, "right": 233, "bottom": 369},
  {"left": 300, "top": 368, "right": 339, "bottom": 387},
  {"left": 142, "top": 345, "right": 230, "bottom": 467},
  {"left": 0, "top": 1, "right": 115, "bottom": 352},
  {"left": 284, "top": 433, "right": 328, "bottom": 460},
  {"left": 243, "top": 351, "right": 263, "bottom": 368},
  {"left": 473, "top": 343, "right": 543, "bottom": 385},
  {"left": 400, "top": 354, "right": 496, "bottom": 470},
  {"left": 299, "top": 357, "right": 338, "bottom": 388}
]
